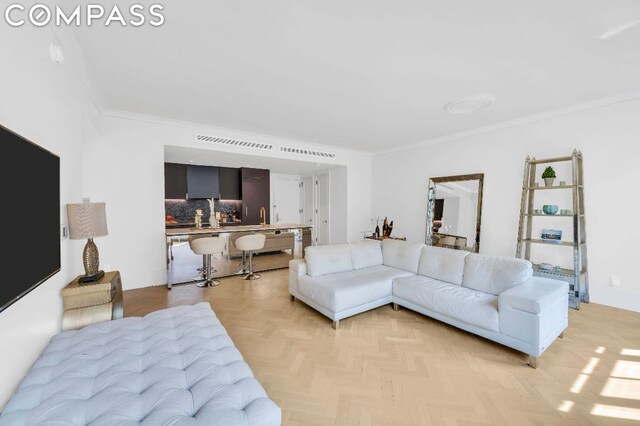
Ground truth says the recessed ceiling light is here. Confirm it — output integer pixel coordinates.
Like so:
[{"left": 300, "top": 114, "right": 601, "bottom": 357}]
[
  {"left": 315, "top": 163, "right": 321, "bottom": 167},
  {"left": 445, "top": 94, "right": 496, "bottom": 114},
  {"left": 189, "top": 159, "right": 194, "bottom": 163}
]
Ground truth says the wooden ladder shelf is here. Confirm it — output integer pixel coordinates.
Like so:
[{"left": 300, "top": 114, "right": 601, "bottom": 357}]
[{"left": 515, "top": 150, "right": 589, "bottom": 309}]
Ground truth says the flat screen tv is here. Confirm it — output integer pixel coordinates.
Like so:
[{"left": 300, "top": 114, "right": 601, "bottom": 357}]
[{"left": 0, "top": 124, "right": 60, "bottom": 313}]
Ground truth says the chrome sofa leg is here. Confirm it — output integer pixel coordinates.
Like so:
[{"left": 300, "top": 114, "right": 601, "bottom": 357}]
[
  {"left": 559, "top": 331, "right": 564, "bottom": 338},
  {"left": 290, "top": 294, "right": 295, "bottom": 302},
  {"left": 392, "top": 303, "right": 399, "bottom": 311},
  {"left": 332, "top": 320, "right": 339, "bottom": 330},
  {"left": 528, "top": 356, "right": 540, "bottom": 369}
]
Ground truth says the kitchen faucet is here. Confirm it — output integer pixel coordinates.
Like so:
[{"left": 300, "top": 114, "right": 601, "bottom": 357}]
[{"left": 260, "top": 207, "right": 266, "bottom": 226}]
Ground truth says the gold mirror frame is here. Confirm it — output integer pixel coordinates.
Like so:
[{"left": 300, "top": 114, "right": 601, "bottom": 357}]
[{"left": 425, "top": 173, "right": 484, "bottom": 253}]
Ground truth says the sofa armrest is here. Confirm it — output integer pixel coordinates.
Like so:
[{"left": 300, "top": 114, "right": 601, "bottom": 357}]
[
  {"left": 289, "top": 259, "right": 307, "bottom": 276},
  {"left": 498, "top": 277, "right": 569, "bottom": 355},
  {"left": 289, "top": 259, "right": 307, "bottom": 294},
  {"left": 499, "top": 277, "right": 569, "bottom": 314}
]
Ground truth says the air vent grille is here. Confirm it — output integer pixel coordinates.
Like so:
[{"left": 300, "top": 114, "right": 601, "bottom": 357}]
[
  {"left": 196, "top": 134, "right": 275, "bottom": 151},
  {"left": 280, "top": 146, "right": 336, "bottom": 158}
]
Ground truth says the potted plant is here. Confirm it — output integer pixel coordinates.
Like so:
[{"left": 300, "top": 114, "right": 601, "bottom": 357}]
[{"left": 542, "top": 166, "right": 556, "bottom": 187}]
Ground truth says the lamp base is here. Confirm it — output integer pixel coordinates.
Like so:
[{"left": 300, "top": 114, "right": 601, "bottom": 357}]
[{"left": 79, "top": 270, "right": 105, "bottom": 284}]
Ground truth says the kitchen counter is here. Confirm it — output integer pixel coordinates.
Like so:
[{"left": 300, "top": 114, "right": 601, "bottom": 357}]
[
  {"left": 166, "top": 222, "right": 242, "bottom": 229},
  {"left": 165, "top": 223, "right": 312, "bottom": 237}
]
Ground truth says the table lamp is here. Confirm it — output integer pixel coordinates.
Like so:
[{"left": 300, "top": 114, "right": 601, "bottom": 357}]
[{"left": 67, "top": 202, "right": 108, "bottom": 283}]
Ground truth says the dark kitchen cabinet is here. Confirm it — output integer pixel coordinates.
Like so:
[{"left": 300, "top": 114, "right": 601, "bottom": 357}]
[
  {"left": 187, "top": 165, "right": 219, "bottom": 199},
  {"left": 218, "top": 167, "right": 241, "bottom": 200},
  {"left": 164, "top": 163, "right": 187, "bottom": 199},
  {"left": 241, "top": 168, "right": 270, "bottom": 225}
]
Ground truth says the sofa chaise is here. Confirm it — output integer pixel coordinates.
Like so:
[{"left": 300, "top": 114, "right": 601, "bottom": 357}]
[
  {"left": 289, "top": 239, "right": 568, "bottom": 368},
  {"left": 0, "top": 303, "right": 281, "bottom": 425}
]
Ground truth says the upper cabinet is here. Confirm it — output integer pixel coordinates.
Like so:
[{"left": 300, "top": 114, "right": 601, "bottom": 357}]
[
  {"left": 164, "top": 163, "right": 187, "bottom": 199},
  {"left": 219, "top": 167, "right": 241, "bottom": 200},
  {"left": 187, "top": 165, "right": 219, "bottom": 199}
]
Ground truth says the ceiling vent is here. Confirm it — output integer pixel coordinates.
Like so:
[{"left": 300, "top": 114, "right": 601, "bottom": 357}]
[
  {"left": 280, "top": 146, "right": 336, "bottom": 159},
  {"left": 196, "top": 134, "right": 275, "bottom": 151}
]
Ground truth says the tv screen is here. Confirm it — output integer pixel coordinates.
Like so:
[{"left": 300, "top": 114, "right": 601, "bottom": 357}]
[{"left": 0, "top": 124, "right": 60, "bottom": 313}]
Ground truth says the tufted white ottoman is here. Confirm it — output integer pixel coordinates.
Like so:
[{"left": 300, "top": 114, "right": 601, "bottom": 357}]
[{"left": 0, "top": 303, "right": 280, "bottom": 425}]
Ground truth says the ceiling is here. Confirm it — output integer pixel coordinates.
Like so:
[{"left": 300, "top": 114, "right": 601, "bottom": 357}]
[
  {"left": 71, "top": 1, "right": 640, "bottom": 152},
  {"left": 164, "top": 145, "right": 338, "bottom": 175}
]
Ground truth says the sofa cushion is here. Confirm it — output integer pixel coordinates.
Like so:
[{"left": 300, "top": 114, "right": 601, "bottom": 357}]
[
  {"left": 393, "top": 275, "right": 498, "bottom": 331},
  {"left": 298, "top": 266, "right": 412, "bottom": 312},
  {"left": 305, "top": 244, "right": 354, "bottom": 277},
  {"left": 350, "top": 241, "right": 384, "bottom": 270},
  {"left": 417, "top": 245, "right": 469, "bottom": 285},
  {"left": 393, "top": 275, "right": 453, "bottom": 311},
  {"left": 381, "top": 239, "right": 425, "bottom": 274},
  {"left": 462, "top": 254, "right": 532, "bottom": 296}
]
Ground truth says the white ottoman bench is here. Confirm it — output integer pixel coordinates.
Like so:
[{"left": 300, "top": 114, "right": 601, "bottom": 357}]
[{"left": 0, "top": 303, "right": 280, "bottom": 425}]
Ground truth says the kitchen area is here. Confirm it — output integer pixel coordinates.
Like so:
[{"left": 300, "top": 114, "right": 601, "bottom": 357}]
[{"left": 164, "top": 161, "right": 312, "bottom": 287}]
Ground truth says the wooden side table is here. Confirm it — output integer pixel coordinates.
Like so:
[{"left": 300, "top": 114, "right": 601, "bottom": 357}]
[{"left": 61, "top": 271, "right": 123, "bottom": 331}]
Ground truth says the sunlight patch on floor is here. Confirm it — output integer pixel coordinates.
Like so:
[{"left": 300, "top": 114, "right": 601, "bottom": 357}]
[
  {"left": 612, "top": 360, "right": 640, "bottom": 380},
  {"left": 570, "top": 374, "right": 589, "bottom": 394},
  {"left": 601, "top": 378, "right": 640, "bottom": 400},
  {"left": 591, "top": 404, "right": 640, "bottom": 421},
  {"left": 557, "top": 400, "right": 574, "bottom": 413},
  {"left": 595, "top": 346, "right": 606, "bottom": 354},
  {"left": 621, "top": 349, "right": 640, "bottom": 357},
  {"left": 582, "top": 357, "right": 599, "bottom": 374}
]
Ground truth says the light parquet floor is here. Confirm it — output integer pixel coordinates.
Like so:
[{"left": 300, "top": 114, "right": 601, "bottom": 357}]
[{"left": 124, "top": 270, "right": 640, "bottom": 425}]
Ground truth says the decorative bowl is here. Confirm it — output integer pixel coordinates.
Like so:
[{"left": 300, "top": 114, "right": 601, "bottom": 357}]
[{"left": 543, "top": 205, "right": 559, "bottom": 215}]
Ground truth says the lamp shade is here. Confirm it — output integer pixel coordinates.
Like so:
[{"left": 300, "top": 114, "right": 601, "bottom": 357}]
[{"left": 67, "top": 202, "right": 108, "bottom": 240}]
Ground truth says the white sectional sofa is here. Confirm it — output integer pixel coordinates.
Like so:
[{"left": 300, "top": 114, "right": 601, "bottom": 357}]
[{"left": 289, "top": 239, "right": 568, "bottom": 367}]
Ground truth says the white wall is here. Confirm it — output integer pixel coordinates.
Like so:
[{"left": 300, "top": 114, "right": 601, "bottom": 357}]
[
  {"left": 329, "top": 167, "right": 349, "bottom": 243},
  {"left": 0, "top": 27, "right": 99, "bottom": 408},
  {"left": 372, "top": 98, "right": 640, "bottom": 312},
  {"left": 83, "top": 114, "right": 372, "bottom": 290}
]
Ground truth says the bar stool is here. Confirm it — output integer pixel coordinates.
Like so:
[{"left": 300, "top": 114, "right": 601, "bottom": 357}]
[
  {"left": 190, "top": 237, "right": 226, "bottom": 287},
  {"left": 235, "top": 234, "right": 266, "bottom": 280},
  {"left": 188, "top": 235, "right": 209, "bottom": 280}
]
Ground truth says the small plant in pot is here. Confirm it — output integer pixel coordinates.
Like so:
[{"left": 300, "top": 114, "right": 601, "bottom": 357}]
[{"left": 542, "top": 166, "right": 556, "bottom": 187}]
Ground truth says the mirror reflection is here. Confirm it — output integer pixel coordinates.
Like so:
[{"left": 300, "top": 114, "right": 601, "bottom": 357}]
[{"left": 426, "top": 174, "right": 484, "bottom": 253}]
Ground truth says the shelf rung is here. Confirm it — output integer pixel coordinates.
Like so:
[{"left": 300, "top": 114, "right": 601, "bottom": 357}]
[
  {"left": 525, "top": 214, "right": 578, "bottom": 217},
  {"left": 525, "top": 185, "right": 581, "bottom": 191},
  {"left": 521, "top": 239, "right": 583, "bottom": 247},
  {"left": 529, "top": 156, "right": 573, "bottom": 165}
]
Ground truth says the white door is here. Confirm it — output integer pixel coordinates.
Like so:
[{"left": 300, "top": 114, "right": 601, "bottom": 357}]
[
  {"left": 316, "top": 174, "right": 330, "bottom": 245},
  {"left": 301, "top": 176, "right": 314, "bottom": 230},
  {"left": 273, "top": 175, "right": 302, "bottom": 224}
]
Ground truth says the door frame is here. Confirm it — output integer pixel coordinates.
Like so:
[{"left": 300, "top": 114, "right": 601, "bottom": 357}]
[{"left": 315, "top": 172, "right": 331, "bottom": 245}]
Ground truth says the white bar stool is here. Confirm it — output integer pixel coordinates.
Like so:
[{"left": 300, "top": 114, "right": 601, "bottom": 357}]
[
  {"left": 188, "top": 235, "right": 209, "bottom": 280},
  {"left": 190, "top": 237, "right": 226, "bottom": 287},
  {"left": 235, "top": 234, "right": 266, "bottom": 280}
]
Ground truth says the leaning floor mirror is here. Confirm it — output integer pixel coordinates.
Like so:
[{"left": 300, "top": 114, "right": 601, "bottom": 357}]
[{"left": 425, "top": 174, "right": 484, "bottom": 253}]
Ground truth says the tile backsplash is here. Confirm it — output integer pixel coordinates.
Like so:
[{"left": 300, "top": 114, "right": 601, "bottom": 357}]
[{"left": 165, "top": 199, "right": 242, "bottom": 222}]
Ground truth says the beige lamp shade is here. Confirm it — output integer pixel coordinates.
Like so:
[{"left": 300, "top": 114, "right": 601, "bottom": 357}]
[{"left": 67, "top": 202, "right": 108, "bottom": 240}]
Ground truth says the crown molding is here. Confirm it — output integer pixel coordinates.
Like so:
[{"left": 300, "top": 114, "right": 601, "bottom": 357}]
[
  {"left": 373, "top": 90, "right": 640, "bottom": 156},
  {"left": 49, "top": 26, "right": 107, "bottom": 115}
]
